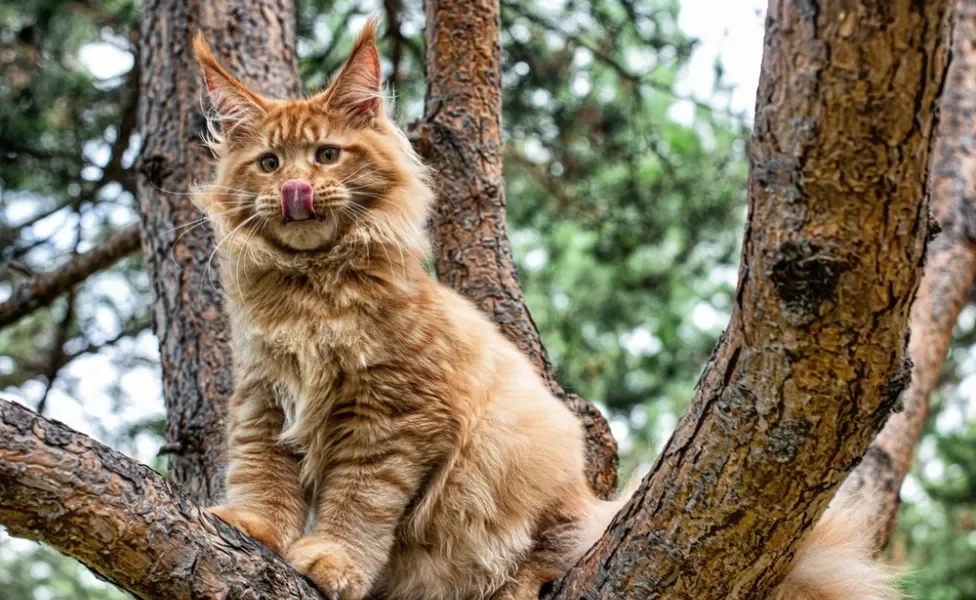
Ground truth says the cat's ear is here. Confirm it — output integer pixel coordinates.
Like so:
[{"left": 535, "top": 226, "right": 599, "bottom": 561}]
[
  {"left": 193, "top": 33, "right": 269, "bottom": 139},
  {"left": 315, "top": 16, "right": 383, "bottom": 126}
]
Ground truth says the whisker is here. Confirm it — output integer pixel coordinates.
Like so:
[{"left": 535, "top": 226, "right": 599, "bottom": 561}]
[
  {"left": 211, "top": 215, "right": 257, "bottom": 294},
  {"left": 338, "top": 164, "right": 379, "bottom": 186},
  {"left": 339, "top": 205, "right": 372, "bottom": 271},
  {"left": 233, "top": 232, "right": 251, "bottom": 319},
  {"left": 204, "top": 213, "right": 261, "bottom": 297},
  {"left": 196, "top": 186, "right": 263, "bottom": 197},
  {"left": 340, "top": 168, "right": 385, "bottom": 189},
  {"left": 339, "top": 204, "right": 412, "bottom": 280},
  {"left": 166, "top": 207, "right": 253, "bottom": 260},
  {"left": 345, "top": 190, "right": 389, "bottom": 199},
  {"left": 165, "top": 205, "right": 252, "bottom": 234},
  {"left": 149, "top": 180, "right": 260, "bottom": 198}
]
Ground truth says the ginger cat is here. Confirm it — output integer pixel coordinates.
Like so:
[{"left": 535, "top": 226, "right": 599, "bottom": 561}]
[{"left": 193, "top": 19, "right": 899, "bottom": 600}]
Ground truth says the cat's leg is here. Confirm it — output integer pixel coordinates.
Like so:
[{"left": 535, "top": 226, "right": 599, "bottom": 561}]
[
  {"left": 286, "top": 438, "right": 426, "bottom": 600},
  {"left": 490, "top": 514, "right": 584, "bottom": 600},
  {"left": 490, "top": 552, "right": 565, "bottom": 600},
  {"left": 207, "top": 380, "right": 306, "bottom": 556}
]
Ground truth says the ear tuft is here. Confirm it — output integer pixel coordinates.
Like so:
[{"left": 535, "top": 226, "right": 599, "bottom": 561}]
[
  {"left": 193, "top": 32, "right": 269, "bottom": 140},
  {"left": 317, "top": 15, "right": 384, "bottom": 126}
]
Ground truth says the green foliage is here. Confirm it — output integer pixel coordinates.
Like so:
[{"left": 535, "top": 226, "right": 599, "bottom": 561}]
[
  {"left": 0, "top": 536, "right": 127, "bottom": 600},
  {"left": 0, "top": 0, "right": 151, "bottom": 414},
  {"left": 497, "top": 0, "right": 747, "bottom": 462},
  {"left": 898, "top": 386, "right": 976, "bottom": 600}
]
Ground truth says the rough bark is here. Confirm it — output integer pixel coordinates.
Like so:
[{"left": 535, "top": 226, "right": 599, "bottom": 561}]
[
  {"left": 0, "top": 398, "right": 323, "bottom": 600},
  {"left": 135, "top": 0, "right": 300, "bottom": 503},
  {"left": 414, "top": 0, "right": 618, "bottom": 499},
  {"left": 841, "top": 0, "right": 976, "bottom": 547},
  {"left": 0, "top": 225, "right": 141, "bottom": 330},
  {"left": 548, "top": 1, "right": 950, "bottom": 599}
]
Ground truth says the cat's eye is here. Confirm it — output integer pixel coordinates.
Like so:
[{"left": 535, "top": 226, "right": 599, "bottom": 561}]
[
  {"left": 315, "top": 146, "right": 341, "bottom": 164},
  {"left": 258, "top": 153, "right": 280, "bottom": 173}
]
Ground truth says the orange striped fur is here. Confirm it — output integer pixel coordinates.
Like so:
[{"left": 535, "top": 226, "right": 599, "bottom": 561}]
[{"left": 193, "top": 19, "right": 900, "bottom": 600}]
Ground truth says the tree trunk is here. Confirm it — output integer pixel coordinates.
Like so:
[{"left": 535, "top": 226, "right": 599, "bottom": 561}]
[
  {"left": 841, "top": 0, "right": 976, "bottom": 548},
  {"left": 548, "top": 1, "right": 950, "bottom": 598},
  {"left": 135, "top": 0, "right": 300, "bottom": 503},
  {"left": 415, "top": 0, "right": 618, "bottom": 499},
  {"left": 0, "top": 398, "right": 323, "bottom": 600}
]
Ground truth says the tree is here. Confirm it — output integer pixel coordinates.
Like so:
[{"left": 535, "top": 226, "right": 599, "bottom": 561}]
[
  {"left": 0, "top": 0, "right": 968, "bottom": 598},
  {"left": 135, "top": 0, "right": 301, "bottom": 503},
  {"left": 841, "top": 0, "right": 976, "bottom": 549}
]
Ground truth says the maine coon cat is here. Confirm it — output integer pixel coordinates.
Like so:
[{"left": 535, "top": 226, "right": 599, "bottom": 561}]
[{"left": 193, "top": 19, "right": 899, "bottom": 600}]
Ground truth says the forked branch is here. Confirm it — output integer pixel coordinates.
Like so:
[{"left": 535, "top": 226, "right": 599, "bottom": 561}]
[{"left": 416, "top": 0, "right": 618, "bottom": 498}]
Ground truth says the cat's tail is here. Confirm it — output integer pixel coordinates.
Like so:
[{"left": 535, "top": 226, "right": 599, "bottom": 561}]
[
  {"left": 772, "top": 489, "right": 900, "bottom": 600},
  {"left": 577, "top": 478, "right": 900, "bottom": 599}
]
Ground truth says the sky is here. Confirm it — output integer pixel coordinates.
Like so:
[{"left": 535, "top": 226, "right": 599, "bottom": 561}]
[
  {"left": 3, "top": 1, "right": 769, "bottom": 464},
  {"left": 674, "top": 0, "right": 765, "bottom": 120}
]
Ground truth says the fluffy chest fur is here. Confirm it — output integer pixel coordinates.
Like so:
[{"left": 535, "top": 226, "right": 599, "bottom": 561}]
[
  {"left": 230, "top": 261, "right": 401, "bottom": 381},
  {"left": 236, "top": 303, "right": 387, "bottom": 440},
  {"left": 262, "top": 324, "right": 354, "bottom": 445},
  {"left": 226, "top": 263, "right": 464, "bottom": 491}
]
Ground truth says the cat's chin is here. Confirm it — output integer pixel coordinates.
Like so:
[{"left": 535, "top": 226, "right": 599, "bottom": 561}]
[{"left": 271, "top": 219, "right": 340, "bottom": 251}]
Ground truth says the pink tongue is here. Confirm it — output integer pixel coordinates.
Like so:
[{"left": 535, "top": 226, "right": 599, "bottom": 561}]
[{"left": 280, "top": 179, "right": 315, "bottom": 222}]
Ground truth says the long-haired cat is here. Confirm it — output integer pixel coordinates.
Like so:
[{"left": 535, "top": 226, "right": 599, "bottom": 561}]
[{"left": 192, "top": 19, "right": 899, "bottom": 600}]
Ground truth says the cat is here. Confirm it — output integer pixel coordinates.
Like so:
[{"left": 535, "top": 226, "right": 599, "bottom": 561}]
[{"left": 192, "top": 18, "right": 899, "bottom": 600}]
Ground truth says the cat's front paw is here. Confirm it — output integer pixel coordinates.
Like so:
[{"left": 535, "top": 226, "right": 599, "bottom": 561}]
[
  {"left": 287, "top": 537, "right": 367, "bottom": 600},
  {"left": 207, "top": 505, "right": 284, "bottom": 554}
]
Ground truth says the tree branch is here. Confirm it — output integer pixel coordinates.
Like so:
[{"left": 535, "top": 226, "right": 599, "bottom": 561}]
[
  {"left": 417, "top": 0, "right": 619, "bottom": 499},
  {"left": 0, "top": 224, "right": 141, "bottom": 330},
  {"left": 0, "top": 313, "right": 153, "bottom": 390},
  {"left": 840, "top": 0, "right": 976, "bottom": 547},
  {"left": 383, "top": 0, "right": 406, "bottom": 85},
  {"left": 0, "top": 397, "right": 323, "bottom": 600},
  {"left": 548, "top": 1, "right": 951, "bottom": 598},
  {"left": 35, "top": 290, "right": 76, "bottom": 416}
]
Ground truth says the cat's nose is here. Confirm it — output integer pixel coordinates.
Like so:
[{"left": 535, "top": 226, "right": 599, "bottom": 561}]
[{"left": 280, "top": 179, "right": 315, "bottom": 223}]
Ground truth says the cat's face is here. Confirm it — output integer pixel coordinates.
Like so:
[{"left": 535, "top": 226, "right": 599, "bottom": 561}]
[{"left": 193, "top": 18, "right": 430, "bottom": 259}]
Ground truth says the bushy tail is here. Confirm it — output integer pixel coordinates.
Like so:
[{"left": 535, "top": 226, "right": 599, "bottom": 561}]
[
  {"left": 578, "top": 477, "right": 901, "bottom": 599},
  {"left": 773, "top": 491, "right": 901, "bottom": 600}
]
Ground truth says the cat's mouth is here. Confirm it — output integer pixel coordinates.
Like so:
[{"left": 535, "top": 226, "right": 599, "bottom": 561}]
[
  {"left": 283, "top": 202, "right": 318, "bottom": 224},
  {"left": 281, "top": 207, "right": 345, "bottom": 226},
  {"left": 279, "top": 180, "right": 352, "bottom": 226}
]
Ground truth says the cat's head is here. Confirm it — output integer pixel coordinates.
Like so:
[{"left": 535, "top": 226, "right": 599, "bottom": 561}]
[{"left": 192, "top": 17, "right": 431, "bottom": 265}]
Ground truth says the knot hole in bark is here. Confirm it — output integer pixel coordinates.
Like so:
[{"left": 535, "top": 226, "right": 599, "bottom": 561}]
[
  {"left": 766, "top": 420, "right": 813, "bottom": 462},
  {"left": 140, "top": 155, "right": 170, "bottom": 191},
  {"left": 767, "top": 241, "right": 851, "bottom": 321}
]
